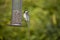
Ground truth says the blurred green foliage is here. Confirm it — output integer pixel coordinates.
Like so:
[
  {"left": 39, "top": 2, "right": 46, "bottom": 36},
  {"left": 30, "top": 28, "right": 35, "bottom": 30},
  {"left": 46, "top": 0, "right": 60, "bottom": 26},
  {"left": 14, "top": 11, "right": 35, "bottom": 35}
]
[{"left": 0, "top": 0, "right": 60, "bottom": 40}]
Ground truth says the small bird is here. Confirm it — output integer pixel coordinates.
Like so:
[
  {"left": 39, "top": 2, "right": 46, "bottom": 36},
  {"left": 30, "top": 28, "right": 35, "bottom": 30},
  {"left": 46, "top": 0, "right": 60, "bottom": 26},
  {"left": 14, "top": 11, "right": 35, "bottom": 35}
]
[{"left": 23, "top": 10, "right": 29, "bottom": 22}]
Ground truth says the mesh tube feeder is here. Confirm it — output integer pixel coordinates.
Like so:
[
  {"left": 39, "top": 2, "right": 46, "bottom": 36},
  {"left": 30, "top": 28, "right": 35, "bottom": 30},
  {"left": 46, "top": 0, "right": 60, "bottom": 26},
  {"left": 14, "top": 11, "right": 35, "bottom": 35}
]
[{"left": 10, "top": 0, "right": 22, "bottom": 26}]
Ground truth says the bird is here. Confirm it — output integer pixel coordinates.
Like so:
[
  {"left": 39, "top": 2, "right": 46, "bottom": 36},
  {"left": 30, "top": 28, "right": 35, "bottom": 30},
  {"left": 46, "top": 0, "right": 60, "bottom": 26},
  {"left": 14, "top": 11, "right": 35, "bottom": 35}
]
[{"left": 23, "top": 10, "right": 29, "bottom": 22}]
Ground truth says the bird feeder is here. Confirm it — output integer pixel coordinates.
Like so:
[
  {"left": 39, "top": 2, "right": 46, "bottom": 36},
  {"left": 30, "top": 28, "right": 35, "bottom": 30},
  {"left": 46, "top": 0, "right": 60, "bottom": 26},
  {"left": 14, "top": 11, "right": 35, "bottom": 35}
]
[{"left": 10, "top": 0, "right": 22, "bottom": 26}]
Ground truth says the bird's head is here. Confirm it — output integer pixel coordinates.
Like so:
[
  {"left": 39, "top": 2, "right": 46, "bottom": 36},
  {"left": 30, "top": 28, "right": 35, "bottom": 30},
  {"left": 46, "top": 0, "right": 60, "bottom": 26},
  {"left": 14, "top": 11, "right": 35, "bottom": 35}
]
[
  {"left": 25, "top": 11, "right": 28, "bottom": 13},
  {"left": 24, "top": 9, "right": 28, "bottom": 13}
]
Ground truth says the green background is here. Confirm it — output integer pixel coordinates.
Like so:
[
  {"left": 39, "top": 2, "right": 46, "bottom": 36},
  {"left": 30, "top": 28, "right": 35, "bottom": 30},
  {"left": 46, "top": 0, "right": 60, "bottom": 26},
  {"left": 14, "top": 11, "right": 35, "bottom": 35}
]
[{"left": 0, "top": 0, "right": 60, "bottom": 40}]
